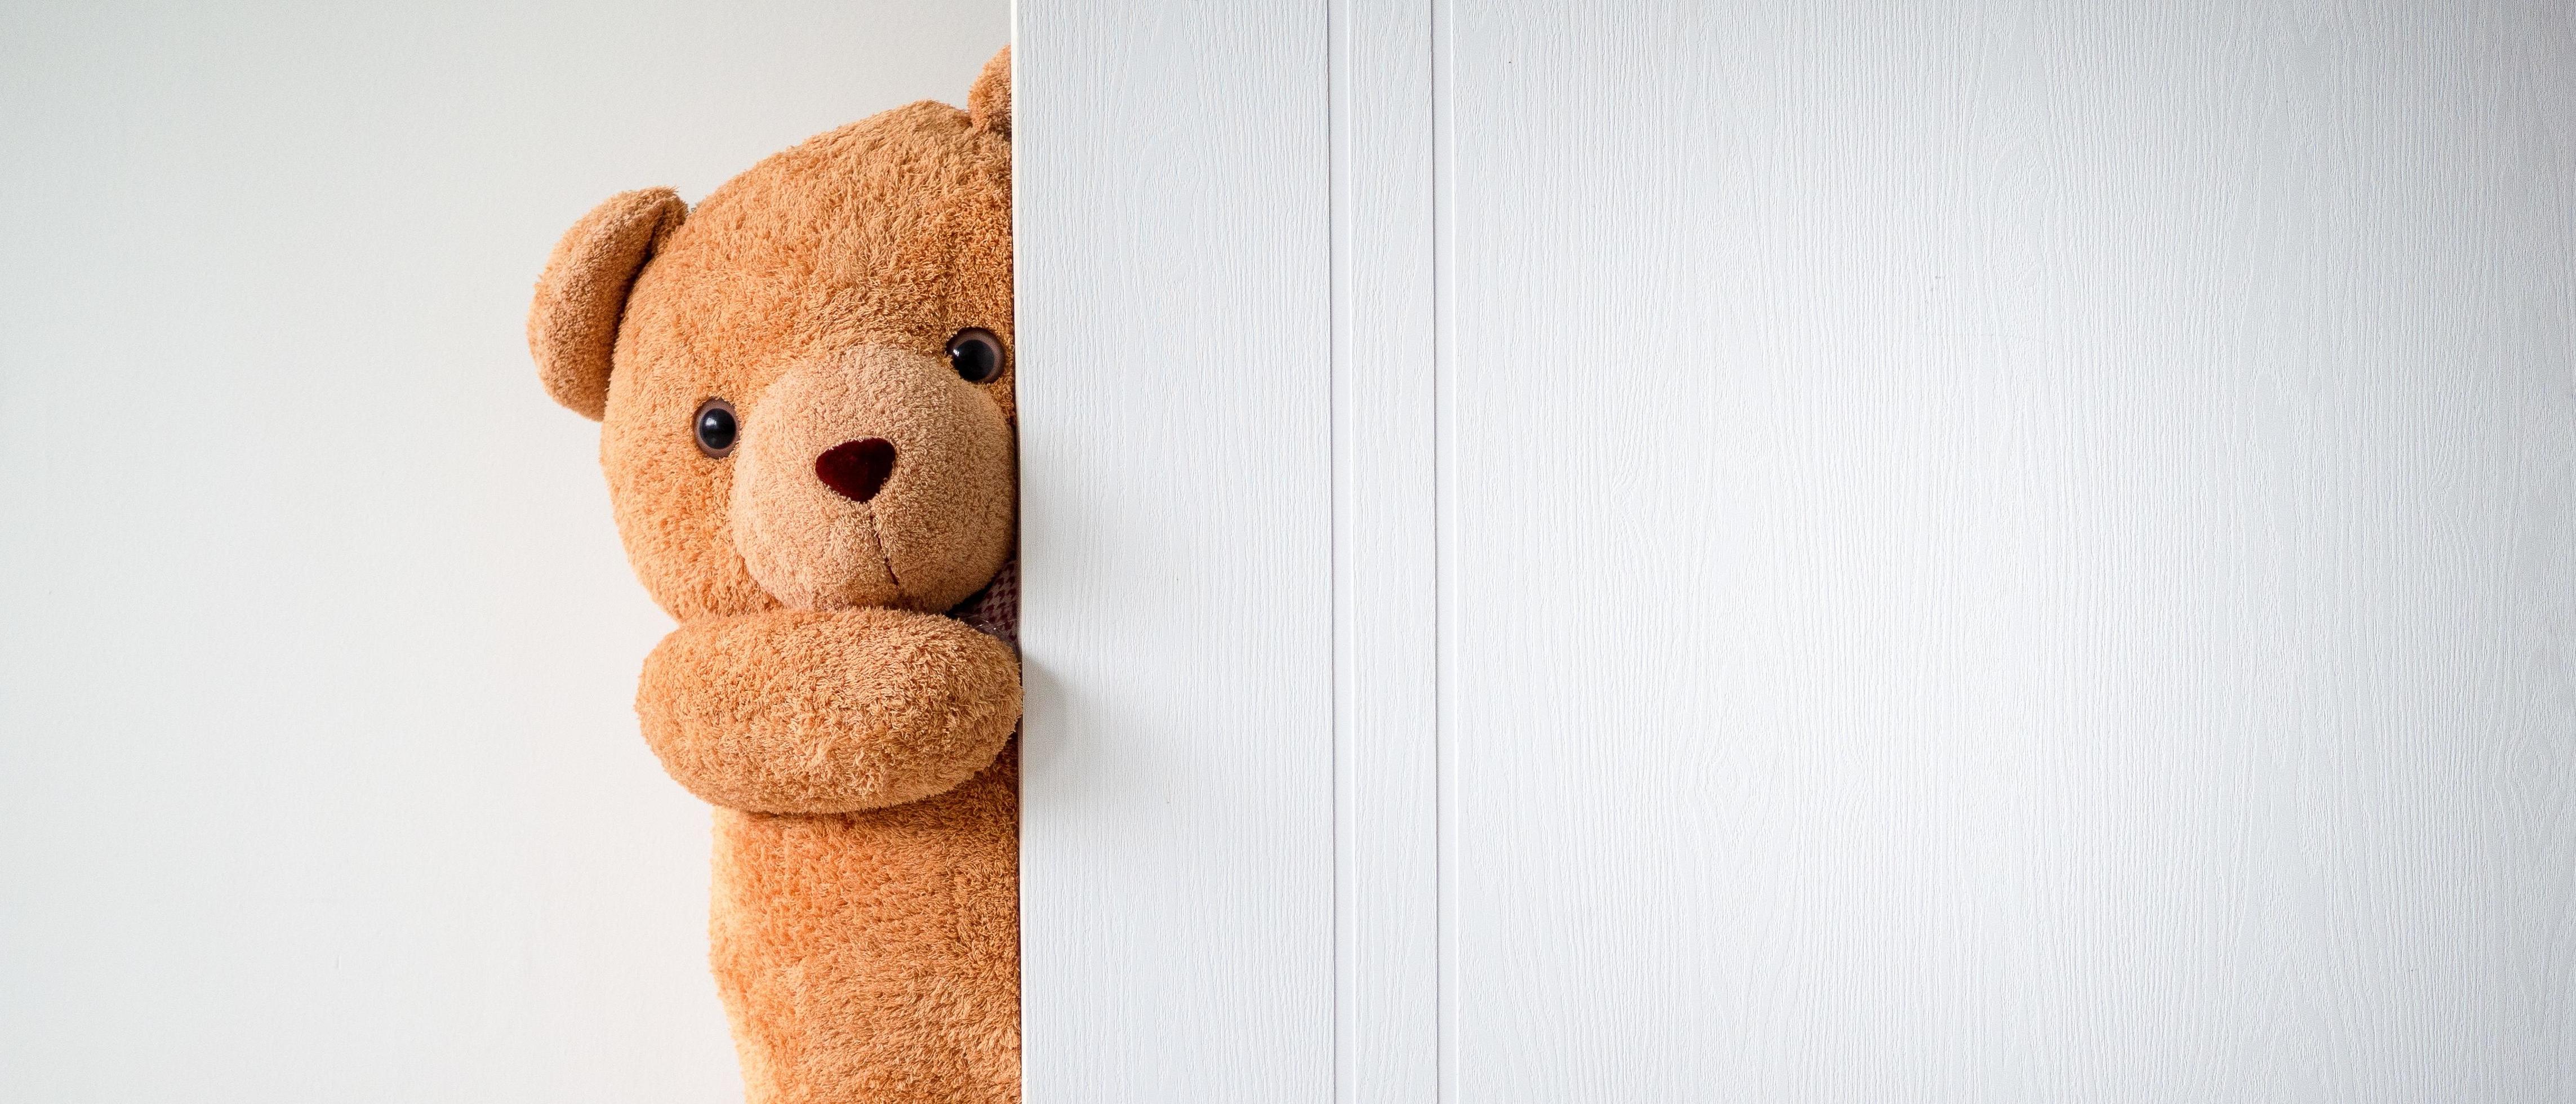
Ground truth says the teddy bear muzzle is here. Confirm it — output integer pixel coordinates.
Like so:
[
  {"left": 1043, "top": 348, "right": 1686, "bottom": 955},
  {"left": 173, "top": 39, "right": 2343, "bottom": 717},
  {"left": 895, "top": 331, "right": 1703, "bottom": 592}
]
[{"left": 726, "top": 346, "right": 1016, "bottom": 614}]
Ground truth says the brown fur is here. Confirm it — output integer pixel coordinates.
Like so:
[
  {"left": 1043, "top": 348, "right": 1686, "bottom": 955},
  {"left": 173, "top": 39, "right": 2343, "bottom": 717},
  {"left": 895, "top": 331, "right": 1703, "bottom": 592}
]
[
  {"left": 730, "top": 348, "right": 1015, "bottom": 614},
  {"left": 637, "top": 608, "right": 1019, "bottom": 814},
  {"left": 531, "top": 48, "right": 1021, "bottom": 1103},
  {"left": 529, "top": 188, "right": 685, "bottom": 420}
]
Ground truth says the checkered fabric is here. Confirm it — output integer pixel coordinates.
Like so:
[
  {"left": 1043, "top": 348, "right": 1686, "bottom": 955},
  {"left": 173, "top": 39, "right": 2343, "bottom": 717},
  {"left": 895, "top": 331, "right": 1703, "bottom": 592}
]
[{"left": 950, "top": 555, "right": 1018, "bottom": 647}]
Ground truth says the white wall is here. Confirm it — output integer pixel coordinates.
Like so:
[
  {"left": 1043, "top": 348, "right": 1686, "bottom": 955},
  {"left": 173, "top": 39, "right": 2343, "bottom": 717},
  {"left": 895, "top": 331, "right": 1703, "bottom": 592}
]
[
  {"left": 1023, "top": 0, "right": 2576, "bottom": 1100},
  {"left": 0, "top": 4, "right": 1007, "bottom": 1101}
]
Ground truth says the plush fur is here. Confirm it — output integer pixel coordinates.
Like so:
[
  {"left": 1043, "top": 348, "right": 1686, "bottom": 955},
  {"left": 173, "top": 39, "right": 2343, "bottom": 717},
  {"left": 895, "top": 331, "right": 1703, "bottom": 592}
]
[
  {"left": 531, "top": 48, "right": 1021, "bottom": 1103},
  {"left": 637, "top": 608, "right": 1019, "bottom": 814},
  {"left": 530, "top": 188, "right": 685, "bottom": 420}
]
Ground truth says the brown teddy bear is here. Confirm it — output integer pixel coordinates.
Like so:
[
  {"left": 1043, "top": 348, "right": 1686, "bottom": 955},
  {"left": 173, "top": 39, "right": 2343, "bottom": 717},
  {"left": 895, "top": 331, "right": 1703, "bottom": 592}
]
[{"left": 527, "top": 49, "right": 1022, "bottom": 1103}]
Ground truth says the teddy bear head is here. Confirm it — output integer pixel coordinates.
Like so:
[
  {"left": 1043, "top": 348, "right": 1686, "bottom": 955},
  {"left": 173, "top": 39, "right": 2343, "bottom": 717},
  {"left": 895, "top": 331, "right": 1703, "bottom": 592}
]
[{"left": 530, "top": 50, "right": 1015, "bottom": 623}]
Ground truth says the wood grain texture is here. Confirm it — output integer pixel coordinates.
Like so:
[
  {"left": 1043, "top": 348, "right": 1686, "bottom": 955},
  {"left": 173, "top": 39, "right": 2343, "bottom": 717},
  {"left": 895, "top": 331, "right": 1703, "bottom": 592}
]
[
  {"left": 1014, "top": 4, "right": 1336, "bottom": 1101},
  {"left": 1443, "top": 1, "right": 2576, "bottom": 1099},
  {"left": 1029, "top": 0, "right": 2574, "bottom": 1099},
  {"left": 1333, "top": 1, "right": 1442, "bottom": 1102}
]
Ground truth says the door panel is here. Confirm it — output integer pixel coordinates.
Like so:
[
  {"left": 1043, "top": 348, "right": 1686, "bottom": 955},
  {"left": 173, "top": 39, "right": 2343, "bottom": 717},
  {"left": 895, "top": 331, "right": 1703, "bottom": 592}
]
[
  {"left": 1022, "top": 2, "right": 2576, "bottom": 1099},
  {"left": 1016, "top": 5, "right": 1335, "bottom": 1101}
]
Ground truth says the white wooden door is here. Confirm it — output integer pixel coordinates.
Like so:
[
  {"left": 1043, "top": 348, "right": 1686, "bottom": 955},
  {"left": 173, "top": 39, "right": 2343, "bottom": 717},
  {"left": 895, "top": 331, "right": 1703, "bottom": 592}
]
[{"left": 1019, "top": 2, "right": 2576, "bottom": 1100}]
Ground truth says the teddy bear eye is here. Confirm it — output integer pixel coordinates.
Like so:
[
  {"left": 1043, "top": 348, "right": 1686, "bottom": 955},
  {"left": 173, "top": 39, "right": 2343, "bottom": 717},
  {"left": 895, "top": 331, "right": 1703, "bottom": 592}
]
[
  {"left": 947, "top": 328, "right": 1006, "bottom": 384},
  {"left": 692, "top": 398, "right": 738, "bottom": 458}
]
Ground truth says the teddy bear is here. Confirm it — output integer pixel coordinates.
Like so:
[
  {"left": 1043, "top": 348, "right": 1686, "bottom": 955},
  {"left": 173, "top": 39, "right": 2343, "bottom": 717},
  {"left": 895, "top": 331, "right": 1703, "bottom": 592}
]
[{"left": 527, "top": 48, "right": 1022, "bottom": 1103}]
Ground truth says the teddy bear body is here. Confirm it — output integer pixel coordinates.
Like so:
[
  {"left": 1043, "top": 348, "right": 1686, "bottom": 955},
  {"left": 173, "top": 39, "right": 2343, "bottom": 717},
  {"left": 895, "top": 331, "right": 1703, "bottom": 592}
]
[
  {"left": 709, "top": 758, "right": 1018, "bottom": 1100},
  {"left": 531, "top": 52, "right": 1022, "bottom": 1103}
]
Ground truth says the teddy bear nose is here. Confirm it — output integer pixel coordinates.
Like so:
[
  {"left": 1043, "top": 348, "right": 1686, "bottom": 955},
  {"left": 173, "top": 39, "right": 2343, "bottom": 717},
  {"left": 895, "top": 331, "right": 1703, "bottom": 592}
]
[{"left": 814, "top": 438, "right": 897, "bottom": 502}]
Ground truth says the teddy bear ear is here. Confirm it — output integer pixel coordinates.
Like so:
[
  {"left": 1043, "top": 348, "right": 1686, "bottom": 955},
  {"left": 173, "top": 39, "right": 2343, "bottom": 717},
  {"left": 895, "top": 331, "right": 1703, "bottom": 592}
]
[
  {"left": 528, "top": 188, "right": 686, "bottom": 421},
  {"left": 968, "top": 46, "right": 1011, "bottom": 137}
]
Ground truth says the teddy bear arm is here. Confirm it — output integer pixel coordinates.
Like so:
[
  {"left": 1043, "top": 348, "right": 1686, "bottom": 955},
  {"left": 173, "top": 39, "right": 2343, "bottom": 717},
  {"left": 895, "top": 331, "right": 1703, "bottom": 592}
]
[{"left": 634, "top": 607, "right": 1021, "bottom": 814}]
